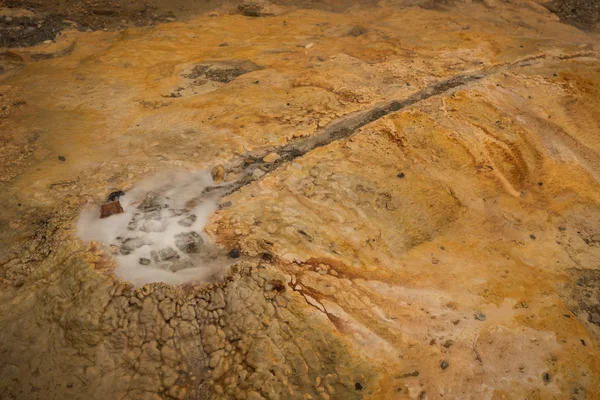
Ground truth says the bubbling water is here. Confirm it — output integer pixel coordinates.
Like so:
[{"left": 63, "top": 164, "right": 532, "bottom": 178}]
[{"left": 77, "top": 170, "right": 230, "bottom": 286}]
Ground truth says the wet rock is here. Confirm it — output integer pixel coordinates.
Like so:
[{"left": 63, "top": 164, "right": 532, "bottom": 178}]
[
  {"left": 107, "top": 190, "right": 125, "bottom": 202},
  {"left": 474, "top": 312, "right": 486, "bottom": 321},
  {"left": 152, "top": 247, "right": 180, "bottom": 262},
  {"left": 138, "top": 191, "right": 160, "bottom": 211},
  {"left": 355, "top": 382, "right": 363, "bottom": 390},
  {"left": 100, "top": 201, "right": 124, "bottom": 219},
  {"left": 120, "top": 237, "right": 148, "bottom": 255},
  {"left": 441, "top": 360, "right": 449, "bottom": 369},
  {"left": 141, "top": 219, "right": 165, "bottom": 232},
  {"left": 175, "top": 232, "right": 204, "bottom": 254},
  {"left": 227, "top": 248, "right": 240, "bottom": 259},
  {"left": 178, "top": 214, "right": 197, "bottom": 227},
  {"left": 169, "top": 259, "right": 194, "bottom": 272},
  {"left": 139, "top": 258, "right": 151, "bottom": 265},
  {"left": 58, "top": 155, "right": 66, "bottom": 162}
]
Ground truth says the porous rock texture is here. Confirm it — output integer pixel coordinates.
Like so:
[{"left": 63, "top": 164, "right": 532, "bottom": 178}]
[{"left": 1, "top": 1, "right": 600, "bottom": 399}]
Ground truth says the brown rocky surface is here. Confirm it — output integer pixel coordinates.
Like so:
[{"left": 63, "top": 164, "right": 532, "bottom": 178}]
[{"left": 1, "top": 0, "right": 600, "bottom": 399}]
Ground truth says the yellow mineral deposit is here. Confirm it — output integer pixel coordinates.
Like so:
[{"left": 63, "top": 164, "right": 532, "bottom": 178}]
[{"left": 0, "top": 1, "right": 599, "bottom": 399}]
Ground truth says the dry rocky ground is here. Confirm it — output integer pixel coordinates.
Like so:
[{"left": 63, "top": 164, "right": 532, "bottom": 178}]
[{"left": 1, "top": 0, "right": 600, "bottom": 399}]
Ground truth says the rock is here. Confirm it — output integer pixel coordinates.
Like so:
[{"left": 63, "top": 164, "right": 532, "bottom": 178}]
[
  {"left": 543, "top": 372, "right": 551, "bottom": 384},
  {"left": 347, "top": 26, "right": 368, "bottom": 37},
  {"left": 397, "top": 172, "right": 405, "bottom": 178},
  {"left": 153, "top": 247, "right": 180, "bottom": 261},
  {"left": 399, "top": 371, "right": 419, "bottom": 378},
  {"left": 139, "top": 258, "right": 151, "bottom": 265},
  {"left": 263, "top": 153, "right": 280, "bottom": 163},
  {"left": 100, "top": 201, "right": 124, "bottom": 219},
  {"left": 238, "top": 3, "right": 270, "bottom": 17},
  {"left": 228, "top": 248, "right": 240, "bottom": 259},
  {"left": 138, "top": 191, "right": 160, "bottom": 211},
  {"left": 58, "top": 156, "right": 66, "bottom": 162},
  {"left": 178, "top": 214, "right": 196, "bottom": 227},
  {"left": 169, "top": 259, "right": 194, "bottom": 272},
  {"left": 212, "top": 165, "right": 225, "bottom": 183},
  {"left": 107, "top": 190, "right": 125, "bottom": 202},
  {"left": 441, "top": 360, "right": 449, "bottom": 369},
  {"left": 142, "top": 219, "right": 165, "bottom": 232},
  {"left": 530, "top": 234, "right": 536, "bottom": 240},
  {"left": 175, "top": 232, "right": 204, "bottom": 254},
  {"left": 120, "top": 237, "right": 148, "bottom": 255},
  {"left": 355, "top": 382, "right": 363, "bottom": 390},
  {"left": 474, "top": 312, "right": 486, "bottom": 321}
]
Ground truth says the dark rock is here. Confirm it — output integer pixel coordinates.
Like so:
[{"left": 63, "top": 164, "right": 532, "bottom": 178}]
[
  {"left": 355, "top": 382, "right": 363, "bottom": 390},
  {"left": 397, "top": 172, "right": 405, "bottom": 178},
  {"left": 228, "top": 248, "right": 240, "bottom": 259},
  {"left": 138, "top": 191, "right": 160, "bottom": 211},
  {"left": 58, "top": 155, "right": 66, "bottom": 162},
  {"left": 178, "top": 214, "right": 197, "bottom": 227},
  {"left": 100, "top": 201, "right": 124, "bottom": 219},
  {"left": 399, "top": 371, "right": 419, "bottom": 378},
  {"left": 169, "top": 259, "right": 194, "bottom": 272},
  {"left": 107, "top": 190, "right": 125, "bottom": 202},
  {"left": 543, "top": 372, "right": 551, "bottom": 384},
  {"left": 347, "top": 26, "right": 368, "bottom": 37},
  {"left": 120, "top": 237, "right": 147, "bottom": 255},
  {"left": 175, "top": 232, "right": 204, "bottom": 254},
  {"left": 238, "top": 3, "right": 271, "bottom": 17},
  {"left": 139, "top": 258, "right": 151, "bottom": 265},
  {"left": 530, "top": 234, "right": 536, "bottom": 240},
  {"left": 156, "top": 247, "right": 180, "bottom": 261},
  {"left": 440, "top": 360, "right": 449, "bottom": 369}
]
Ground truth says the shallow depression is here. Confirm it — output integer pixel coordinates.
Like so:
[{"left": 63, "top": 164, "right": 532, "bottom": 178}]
[{"left": 76, "top": 170, "right": 230, "bottom": 286}]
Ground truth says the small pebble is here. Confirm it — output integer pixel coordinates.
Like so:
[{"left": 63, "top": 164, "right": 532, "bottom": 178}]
[
  {"left": 543, "top": 372, "right": 551, "bottom": 384},
  {"left": 354, "top": 382, "right": 363, "bottom": 391},
  {"left": 397, "top": 172, "right": 405, "bottom": 178},
  {"left": 475, "top": 312, "right": 486, "bottom": 321},
  {"left": 227, "top": 248, "right": 240, "bottom": 259},
  {"left": 530, "top": 234, "right": 536, "bottom": 240},
  {"left": 58, "top": 156, "right": 66, "bottom": 162},
  {"left": 263, "top": 153, "right": 280, "bottom": 163},
  {"left": 139, "top": 258, "right": 151, "bottom": 265},
  {"left": 440, "top": 361, "right": 449, "bottom": 370}
]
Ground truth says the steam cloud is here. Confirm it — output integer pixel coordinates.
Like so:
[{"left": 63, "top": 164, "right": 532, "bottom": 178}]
[{"left": 77, "top": 170, "right": 229, "bottom": 286}]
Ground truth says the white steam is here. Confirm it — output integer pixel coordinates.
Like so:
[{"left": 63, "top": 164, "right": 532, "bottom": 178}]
[{"left": 77, "top": 170, "right": 230, "bottom": 287}]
